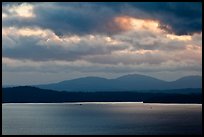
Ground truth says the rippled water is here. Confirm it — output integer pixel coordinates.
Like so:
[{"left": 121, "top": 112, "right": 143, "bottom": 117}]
[{"left": 2, "top": 103, "right": 202, "bottom": 135}]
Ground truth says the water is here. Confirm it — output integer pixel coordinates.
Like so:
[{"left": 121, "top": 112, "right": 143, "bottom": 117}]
[{"left": 2, "top": 103, "right": 202, "bottom": 135}]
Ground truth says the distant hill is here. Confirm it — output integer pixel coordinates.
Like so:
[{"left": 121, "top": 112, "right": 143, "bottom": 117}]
[
  {"left": 2, "top": 86, "right": 202, "bottom": 103},
  {"left": 34, "top": 74, "right": 202, "bottom": 91}
]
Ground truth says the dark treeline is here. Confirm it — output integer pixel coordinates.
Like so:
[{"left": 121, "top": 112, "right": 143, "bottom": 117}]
[{"left": 2, "top": 86, "right": 202, "bottom": 103}]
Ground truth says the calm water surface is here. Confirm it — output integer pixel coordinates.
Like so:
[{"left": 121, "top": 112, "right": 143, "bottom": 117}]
[{"left": 2, "top": 102, "right": 202, "bottom": 135}]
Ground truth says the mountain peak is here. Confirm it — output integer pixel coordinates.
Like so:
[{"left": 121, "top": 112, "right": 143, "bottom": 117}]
[{"left": 117, "top": 74, "right": 153, "bottom": 79}]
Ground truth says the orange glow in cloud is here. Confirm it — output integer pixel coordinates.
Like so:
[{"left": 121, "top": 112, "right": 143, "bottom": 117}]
[
  {"left": 114, "top": 49, "right": 160, "bottom": 55},
  {"left": 18, "top": 28, "right": 48, "bottom": 37},
  {"left": 114, "top": 16, "right": 160, "bottom": 32},
  {"left": 104, "top": 36, "right": 120, "bottom": 45},
  {"left": 166, "top": 34, "right": 192, "bottom": 41},
  {"left": 114, "top": 16, "right": 193, "bottom": 41},
  {"left": 8, "top": 3, "right": 35, "bottom": 18},
  {"left": 114, "top": 16, "right": 133, "bottom": 31},
  {"left": 64, "top": 35, "right": 81, "bottom": 43}
]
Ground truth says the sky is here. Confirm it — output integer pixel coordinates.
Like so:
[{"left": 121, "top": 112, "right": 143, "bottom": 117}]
[{"left": 2, "top": 2, "right": 202, "bottom": 85}]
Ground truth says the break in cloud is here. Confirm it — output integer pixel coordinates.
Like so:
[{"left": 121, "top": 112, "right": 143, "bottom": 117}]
[{"left": 2, "top": 2, "right": 202, "bottom": 85}]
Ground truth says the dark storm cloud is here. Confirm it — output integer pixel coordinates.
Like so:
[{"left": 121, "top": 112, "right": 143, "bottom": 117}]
[
  {"left": 34, "top": 4, "right": 118, "bottom": 35},
  {"left": 2, "top": 2, "right": 202, "bottom": 36},
  {"left": 128, "top": 2, "right": 202, "bottom": 35},
  {"left": 2, "top": 2, "right": 120, "bottom": 35}
]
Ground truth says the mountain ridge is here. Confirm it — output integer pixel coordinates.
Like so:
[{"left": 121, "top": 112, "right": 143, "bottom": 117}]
[{"left": 34, "top": 74, "right": 202, "bottom": 92}]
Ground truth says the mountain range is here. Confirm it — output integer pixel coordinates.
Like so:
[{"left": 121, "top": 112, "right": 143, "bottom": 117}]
[{"left": 35, "top": 74, "right": 202, "bottom": 92}]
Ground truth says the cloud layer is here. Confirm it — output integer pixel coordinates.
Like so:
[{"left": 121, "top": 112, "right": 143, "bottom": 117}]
[{"left": 2, "top": 2, "right": 202, "bottom": 85}]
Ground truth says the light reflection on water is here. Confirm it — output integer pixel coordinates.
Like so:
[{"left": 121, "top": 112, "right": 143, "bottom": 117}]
[{"left": 2, "top": 103, "right": 202, "bottom": 135}]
